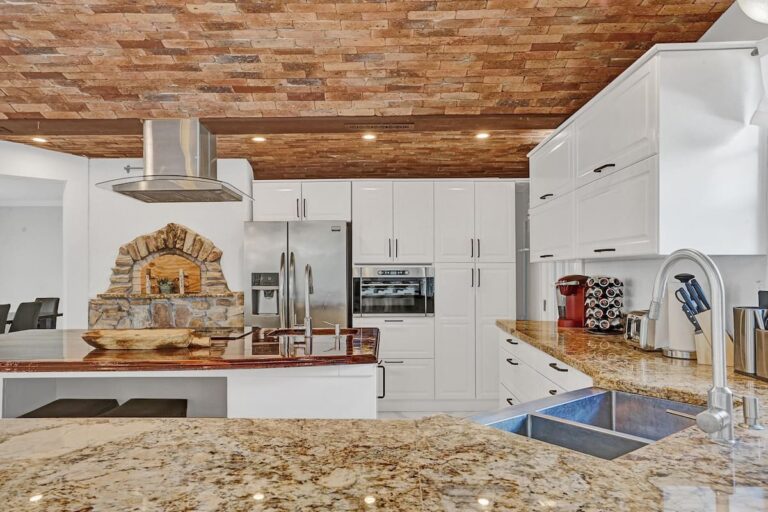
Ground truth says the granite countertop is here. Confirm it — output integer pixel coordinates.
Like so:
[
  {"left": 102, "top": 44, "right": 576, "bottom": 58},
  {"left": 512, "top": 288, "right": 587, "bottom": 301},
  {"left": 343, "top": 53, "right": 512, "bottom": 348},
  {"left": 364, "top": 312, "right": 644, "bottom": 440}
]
[
  {"left": 0, "top": 321, "right": 766, "bottom": 510},
  {"left": 0, "top": 328, "right": 378, "bottom": 372}
]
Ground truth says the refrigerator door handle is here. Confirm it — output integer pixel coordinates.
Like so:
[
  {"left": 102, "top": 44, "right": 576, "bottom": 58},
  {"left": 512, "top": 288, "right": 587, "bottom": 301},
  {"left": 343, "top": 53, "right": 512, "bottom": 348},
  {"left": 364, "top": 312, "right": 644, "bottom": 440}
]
[
  {"left": 289, "top": 252, "right": 297, "bottom": 326},
  {"left": 278, "top": 252, "right": 287, "bottom": 328}
]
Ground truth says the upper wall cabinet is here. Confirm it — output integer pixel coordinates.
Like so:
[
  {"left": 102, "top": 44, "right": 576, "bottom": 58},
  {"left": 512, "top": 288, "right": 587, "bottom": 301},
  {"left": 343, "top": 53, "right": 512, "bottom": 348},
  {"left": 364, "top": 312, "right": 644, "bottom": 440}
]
[
  {"left": 253, "top": 181, "right": 351, "bottom": 222},
  {"left": 352, "top": 181, "right": 434, "bottom": 264},
  {"left": 528, "top": 45, "right": 766, "bottom": 259},
  {"left": 435, "top": 181, "right": 516, "bottom": 263}
]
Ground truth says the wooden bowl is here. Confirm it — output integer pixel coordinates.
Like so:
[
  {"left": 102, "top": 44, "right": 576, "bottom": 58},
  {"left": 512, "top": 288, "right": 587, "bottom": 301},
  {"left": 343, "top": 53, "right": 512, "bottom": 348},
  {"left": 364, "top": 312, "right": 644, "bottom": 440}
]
[{"left": 81, "top": 329, "right": 210, "bottom": 350}]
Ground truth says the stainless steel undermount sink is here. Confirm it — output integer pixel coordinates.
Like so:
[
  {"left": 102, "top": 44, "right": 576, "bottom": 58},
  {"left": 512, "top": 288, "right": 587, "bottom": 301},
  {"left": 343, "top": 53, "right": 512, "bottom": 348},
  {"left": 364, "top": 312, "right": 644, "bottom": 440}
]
[{"left": 473, "top": 388, "right": 705, "bottom": 460}]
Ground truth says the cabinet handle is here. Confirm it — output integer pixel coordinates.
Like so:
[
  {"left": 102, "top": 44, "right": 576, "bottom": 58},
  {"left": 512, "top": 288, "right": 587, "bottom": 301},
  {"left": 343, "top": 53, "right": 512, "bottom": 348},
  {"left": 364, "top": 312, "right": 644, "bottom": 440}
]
[
  {"left": 303, "top": 198, "right": 307, "bottom": 218},
  {"left": 384, "top": 319, "right": 404, "bottom": 323},
  {"left": 593, "top": 163, "right": 616, "bottom": 173},
  {"left": 549, "top": 362, "right": 569, "bottom": 373},
  {"left": 539, "top": 193, "right": 554, "bottom": 200},
  {"left": 506, "top": 358, "right": 519, "bottom": 366},
  {"left": 548, "top": 389, "right": 558, "bottom": 396},
  {"left": 296, "top": 198, "right": 300, "bottom": 218},
  {"left": 477, "top": 268, "right": 481, "bottom": 287},
  {"left": 471, "top": 268, "right": 475, "bottom": 288},
  {"left": 378, "top": 364, "right": 386, "bottom": 399},
  {"left": 477, "top": 238, "right": 480, "bottom": 258},
  {"left": 593, "top": 248, "right": 616, "bottom": 253},
  {"left": 384, "top": 360, "right": 404, "bottom": 364},
  {"left": 506, "top": 398, "right": 515, "bottom": 406},
  {"left": 470, "top": 238, "right": 474, "bottom": 258},
  {"left": 506, "top": 338, "right": 518, "bottom": 345},
  {"left": 395, "top": 238, "right": 399, "bottom": 258},
  {"left": 388, "top": 239, "right": 392, "bottom": 258},
  {"left": 540, "top": 254, "right": 554, "bottom": 259}
]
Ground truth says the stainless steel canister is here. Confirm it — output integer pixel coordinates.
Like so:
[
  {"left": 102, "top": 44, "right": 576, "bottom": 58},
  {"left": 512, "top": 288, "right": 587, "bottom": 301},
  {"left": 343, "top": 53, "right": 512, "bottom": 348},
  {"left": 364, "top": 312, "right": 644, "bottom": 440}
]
[
  {"left": 733, "top": 307, "right": 768, "bottom": 375},
  {"left": 756, "top": 329, "right": 768, "bottom": 381}
]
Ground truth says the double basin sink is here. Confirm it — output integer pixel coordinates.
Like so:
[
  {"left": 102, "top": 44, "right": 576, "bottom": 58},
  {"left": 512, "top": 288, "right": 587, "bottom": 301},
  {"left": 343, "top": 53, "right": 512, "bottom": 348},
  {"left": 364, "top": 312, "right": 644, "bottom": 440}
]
[{"left": 474, "top": 388, "right": 704, "bottom": 460}]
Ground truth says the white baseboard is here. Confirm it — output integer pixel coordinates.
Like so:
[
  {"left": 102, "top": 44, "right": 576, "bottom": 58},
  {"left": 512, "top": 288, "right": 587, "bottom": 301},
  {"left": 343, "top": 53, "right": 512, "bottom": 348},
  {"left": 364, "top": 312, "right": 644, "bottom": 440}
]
[{"left": 376, "top": 398, "right": 497, "bottom": 412}]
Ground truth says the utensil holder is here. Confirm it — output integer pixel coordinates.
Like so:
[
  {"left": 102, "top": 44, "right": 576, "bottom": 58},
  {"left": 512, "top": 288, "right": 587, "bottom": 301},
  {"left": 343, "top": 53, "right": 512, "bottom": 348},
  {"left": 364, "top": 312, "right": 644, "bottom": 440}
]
[{"left": 694, "top": 309, "right": 734, "bottom": 367}]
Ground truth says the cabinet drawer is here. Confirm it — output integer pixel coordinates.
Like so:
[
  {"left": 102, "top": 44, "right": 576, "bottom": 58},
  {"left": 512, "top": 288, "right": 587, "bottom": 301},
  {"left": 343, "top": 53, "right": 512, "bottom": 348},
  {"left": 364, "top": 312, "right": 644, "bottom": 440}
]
[
  {"left": 379, "top": 358, "right": 435, "bottom": 400},
  {"left": 529, "top": 193, "right": 575, "bottom": 262},
  {"left": 353, "top": 317, "right": 434, "bottom": 359},
  {"left": 575, "top": 156, "right": 658, "bottom": 259},
  {"left": 499, "top": 354, "right": 565, "bottom": 403}
]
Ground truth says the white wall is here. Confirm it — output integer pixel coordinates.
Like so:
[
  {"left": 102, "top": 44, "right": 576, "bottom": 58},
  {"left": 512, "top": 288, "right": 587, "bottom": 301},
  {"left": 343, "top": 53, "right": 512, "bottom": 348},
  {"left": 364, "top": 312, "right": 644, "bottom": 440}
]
[
  {"left": 0, "top": 207, "right": 63, "bottom": 310},
  {"left": 88, "top": 158, "right": 253, "bottom": 297},
  {"left": 0, "top": 141, "right": 89, "bottom": 328},
  {"left": 700, "top": 3, "right": 768, "bottom": 42}
]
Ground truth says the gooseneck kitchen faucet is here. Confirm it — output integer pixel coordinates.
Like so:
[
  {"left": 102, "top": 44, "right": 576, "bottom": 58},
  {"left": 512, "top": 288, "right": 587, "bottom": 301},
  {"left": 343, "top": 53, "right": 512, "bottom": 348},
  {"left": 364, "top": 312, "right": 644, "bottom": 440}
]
[
  {"left": 648, "top": 248, "right": 735, "bottom": 444},
  {"left": 304, "top": 264, "right": 314, "bottom": 337}
]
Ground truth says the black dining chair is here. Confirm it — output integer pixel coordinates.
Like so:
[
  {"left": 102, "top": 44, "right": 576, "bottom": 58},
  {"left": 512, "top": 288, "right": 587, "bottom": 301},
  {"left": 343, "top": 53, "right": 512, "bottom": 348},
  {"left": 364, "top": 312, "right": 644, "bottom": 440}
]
[
  {"left": 9, "top": 302, "right": 42, "bottom": 333},
  {"left": 35, "top": 297, "right": 60, "bottom": 329},
  {"left": 0, "top": 304, "right": 9, "bottom": 334}
]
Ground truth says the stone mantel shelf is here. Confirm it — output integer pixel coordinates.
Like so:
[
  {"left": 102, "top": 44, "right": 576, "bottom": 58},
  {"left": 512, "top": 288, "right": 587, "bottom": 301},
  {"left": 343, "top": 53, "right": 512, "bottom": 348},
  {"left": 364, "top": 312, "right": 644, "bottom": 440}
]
[{"left": 97, "top": 293, "right": 240, "bottom": 299}]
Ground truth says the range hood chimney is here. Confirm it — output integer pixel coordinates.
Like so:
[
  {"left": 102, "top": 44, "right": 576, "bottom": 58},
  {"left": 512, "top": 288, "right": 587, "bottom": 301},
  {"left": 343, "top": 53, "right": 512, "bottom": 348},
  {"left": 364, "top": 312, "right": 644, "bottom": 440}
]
[{"left": 97, "top": 118, "right": 246, "bottom": 203}]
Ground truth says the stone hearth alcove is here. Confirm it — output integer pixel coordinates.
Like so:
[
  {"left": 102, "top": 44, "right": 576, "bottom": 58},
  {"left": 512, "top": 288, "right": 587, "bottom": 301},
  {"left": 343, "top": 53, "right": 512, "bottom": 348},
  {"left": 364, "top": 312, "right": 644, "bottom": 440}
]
[{"left": 89, "top": 223, "right": 244, "bottom": 330}]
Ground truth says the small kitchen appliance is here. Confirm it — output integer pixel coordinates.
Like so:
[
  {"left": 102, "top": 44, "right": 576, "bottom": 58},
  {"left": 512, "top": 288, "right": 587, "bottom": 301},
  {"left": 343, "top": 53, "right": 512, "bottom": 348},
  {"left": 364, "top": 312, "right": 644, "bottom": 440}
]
[
  {"left": 353, "top": 266, "right": 435, "bottom": 317},
  {"left": 624, "top": 310, "right": 662, "bottom": 351},
  {"left": 555, "top": 275, "right": 589, "bottom": 328}
]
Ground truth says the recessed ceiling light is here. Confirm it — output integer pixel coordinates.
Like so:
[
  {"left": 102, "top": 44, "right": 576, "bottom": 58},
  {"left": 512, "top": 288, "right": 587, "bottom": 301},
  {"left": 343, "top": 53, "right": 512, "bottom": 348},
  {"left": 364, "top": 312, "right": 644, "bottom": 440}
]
[
  {"left": 364, "top": 496, "right": 376, "bottom": 505},
  {"left": 252, "top": 493, "right": 265, "bottom": 501},
  {"left": 362, "top": 133, "right": 376, "bottom": 140},
  {"left": 31, "top": 137, "right": 48, "bottom": 143},
  {"left": 29, "top": 495, "right": 43, "bottom": 503},
  {"left": 475, "top": 132, "right": 490, "bottom": 140},
  {"left": 251, "top": 136, "right": 267, "bottom": 143}
]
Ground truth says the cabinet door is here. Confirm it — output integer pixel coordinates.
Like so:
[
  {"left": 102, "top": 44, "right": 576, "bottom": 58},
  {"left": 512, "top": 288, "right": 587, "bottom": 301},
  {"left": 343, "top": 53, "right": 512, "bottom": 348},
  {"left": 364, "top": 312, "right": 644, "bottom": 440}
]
[
  {"left": 529, "top": 193, "right": 575, "bottom": 262},
  {"left": 352, "top": 181, "right": 393, "bottom": 264},
  {"left": 434, "top": 181, "right": 475, "bottom": 263},
  {"left": 393, "top": 181, "right": 434, "bottom": 263},
  {"left": 434, "top": 263, "right": 476, "bottom": 399},
  {"left": 475, "top": 181, "right": 516, "bottom": 262},
  {"left": 252, "top": 181, "right": 302, "bottom": 221},
  {"left": 530, "top": 126, "right": 573, "bottom": 208},
  {"left": 475, "top": 263, "right": 515, "bottom": 400},
  {"left": 379, "top": 359, "right": 435, "bottom": 400},
  {"left": 576, "top": 156, "right": 658, "bottom": 259},
  {"left": 301, "top": 181, "right": 351, "bottom": 221},
  {"left": 353, "top": 317, "right": 434, "bottom": 359},
  {"left": 576, "top": 60, "right": 658, "bottom": 188}
]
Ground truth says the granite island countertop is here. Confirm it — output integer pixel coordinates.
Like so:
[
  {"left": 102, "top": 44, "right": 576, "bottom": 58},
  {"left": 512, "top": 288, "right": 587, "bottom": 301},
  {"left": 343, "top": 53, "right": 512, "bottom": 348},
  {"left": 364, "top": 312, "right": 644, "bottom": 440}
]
[
  {"left": 0, "top": 328, "right": 378, "bottom": 372},
  {"left": 0, "top": 321, "right": 766, "bottom": 511}
]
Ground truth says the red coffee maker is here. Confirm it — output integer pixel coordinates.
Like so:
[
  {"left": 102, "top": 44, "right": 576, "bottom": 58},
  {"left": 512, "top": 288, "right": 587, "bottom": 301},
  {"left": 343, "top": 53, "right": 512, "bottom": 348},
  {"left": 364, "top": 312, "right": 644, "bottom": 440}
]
[{"left": 555, "top": 275, "right": 589, "bottom": 328}]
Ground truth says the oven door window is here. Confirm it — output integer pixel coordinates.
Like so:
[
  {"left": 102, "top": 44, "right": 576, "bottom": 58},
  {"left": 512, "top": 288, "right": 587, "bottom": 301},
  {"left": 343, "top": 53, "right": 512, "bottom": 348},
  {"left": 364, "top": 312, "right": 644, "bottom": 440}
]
[{"left": 358, "top": 278, "right": 428, "bottom": 316}]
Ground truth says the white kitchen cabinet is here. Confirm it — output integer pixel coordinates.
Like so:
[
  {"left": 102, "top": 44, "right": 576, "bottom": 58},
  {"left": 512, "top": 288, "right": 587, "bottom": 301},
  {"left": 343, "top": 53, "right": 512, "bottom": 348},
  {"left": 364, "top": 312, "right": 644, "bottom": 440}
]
[
  {"left": 475, "top": 182, "right": 516, "bottom": 263},
  {"left": 252, "top": 181, "right": 351, "bottom": 222},
  {"left": 575, "top": 59, "right": 658, "bottom": 188},
  {"left": 434, "top": 181, "right": 475, "bottom": 262},
  {"left": 475, "top": 263, "right": 516, "bottom": 400},
  {"left": 252, "top": 181, "right": 302, "bottom": 221},
  {"left": 379, "top": 359, "right": 435, "bottom": 400},
  {"left": 301, "top": 181, "right": 351, "bottom": 221},
  {"left": 529, "top": 126, "right": 573, "bottom": 208},
  {"left": 352, "top": 181, "right": 394, "bottom": 263},
  {"left": 393, "top": 181, "right": 434, "bottom": 263},
  {"left": 353, "top": 317, "right": 434, "bottom": 359},
  {"left": 575, "top": 156, "right": 658, "bottom": 259},
  {"left": 529, "top": 193, "right": 575, "bottom": 262},
  {"left": 434, "top": 263, "right": 476, "bottom": 400},
  {"left": 528, "top": 45, "right": 765, "bottom": 258},
  {"left": 434, "top": 181, "right": 516, "bottom": 263},
  {"left": 352, "top": 181, "right": 434, "bottom": 264},
  {"left": 500, "top": 355, "right": 564, "bottom": 403}
]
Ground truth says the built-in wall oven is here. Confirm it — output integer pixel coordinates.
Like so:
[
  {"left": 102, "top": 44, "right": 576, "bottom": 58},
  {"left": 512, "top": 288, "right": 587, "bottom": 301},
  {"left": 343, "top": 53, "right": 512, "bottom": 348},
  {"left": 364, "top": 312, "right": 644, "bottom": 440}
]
[{"left": 353, "top": 266, "right": 434, "bottom": 317}]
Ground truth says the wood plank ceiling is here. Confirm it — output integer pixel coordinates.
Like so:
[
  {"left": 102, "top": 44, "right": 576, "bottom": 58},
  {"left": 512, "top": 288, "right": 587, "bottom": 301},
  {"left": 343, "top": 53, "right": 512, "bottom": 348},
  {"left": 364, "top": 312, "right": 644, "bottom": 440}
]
[{"left": 0, "top": 1, "right": 729, "bottom": 178}]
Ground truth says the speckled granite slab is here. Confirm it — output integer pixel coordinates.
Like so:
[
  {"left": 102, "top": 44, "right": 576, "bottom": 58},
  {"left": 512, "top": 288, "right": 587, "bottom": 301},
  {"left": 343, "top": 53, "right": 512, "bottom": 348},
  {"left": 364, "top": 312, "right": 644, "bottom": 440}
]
[{"left": 0, "top": 414, "right": 766, "bottom": 511}]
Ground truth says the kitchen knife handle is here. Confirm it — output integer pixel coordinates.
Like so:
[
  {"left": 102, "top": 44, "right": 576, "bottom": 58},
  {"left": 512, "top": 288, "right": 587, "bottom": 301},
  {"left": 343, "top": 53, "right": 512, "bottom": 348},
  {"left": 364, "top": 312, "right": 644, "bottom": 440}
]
[
  {"left": 685, "top": 282, "right": 706, "bottom": 312},
  {"left": 674, "top": 287, "right": 697, "bottom": 313},
  {"left": 690, "top": 279, "right": 710, "bottom": 310},
  {"left": 681, "top": 303, "right": 703, "bottom": 331},
  {"left": 593, "top": 163, "right": 616, "bottom": 173}
]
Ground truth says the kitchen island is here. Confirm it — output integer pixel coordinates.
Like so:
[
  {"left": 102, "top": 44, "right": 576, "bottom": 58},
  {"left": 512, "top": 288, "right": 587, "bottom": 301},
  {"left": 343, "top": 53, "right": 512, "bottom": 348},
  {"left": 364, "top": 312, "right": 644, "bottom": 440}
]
[
  {"left": 0, "top": 321, "right": 766, "bottom": 510},
  {"left": 0, "top": 328, "right": 379, "bottom": 419}
]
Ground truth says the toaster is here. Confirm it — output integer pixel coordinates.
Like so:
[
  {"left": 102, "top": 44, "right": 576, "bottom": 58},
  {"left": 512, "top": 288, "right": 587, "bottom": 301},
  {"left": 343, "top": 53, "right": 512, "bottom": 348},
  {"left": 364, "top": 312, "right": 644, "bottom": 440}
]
[{"left": 624, "top": 310, "right": 665, "bottom": 351}]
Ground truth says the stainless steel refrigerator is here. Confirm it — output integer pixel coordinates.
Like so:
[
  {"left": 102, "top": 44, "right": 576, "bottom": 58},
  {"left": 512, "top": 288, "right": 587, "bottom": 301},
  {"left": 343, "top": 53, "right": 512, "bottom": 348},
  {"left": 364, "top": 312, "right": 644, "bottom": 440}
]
[{"left": 244, "top": 221, "right": 351, "bottom": 328}]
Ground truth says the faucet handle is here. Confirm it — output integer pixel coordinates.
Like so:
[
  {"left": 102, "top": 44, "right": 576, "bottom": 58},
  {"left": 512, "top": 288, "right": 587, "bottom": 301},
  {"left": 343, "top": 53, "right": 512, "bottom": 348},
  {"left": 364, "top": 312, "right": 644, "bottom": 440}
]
[{"left": 743, "top": 396, "right": 765, "bottom": 430}]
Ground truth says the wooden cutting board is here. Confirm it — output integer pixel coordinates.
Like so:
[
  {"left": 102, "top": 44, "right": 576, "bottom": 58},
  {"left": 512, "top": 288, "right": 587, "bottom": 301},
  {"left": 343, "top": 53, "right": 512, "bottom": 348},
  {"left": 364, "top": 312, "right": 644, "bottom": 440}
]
[{"left": 81, "top": 329, "right": 211, "bottom": 350}]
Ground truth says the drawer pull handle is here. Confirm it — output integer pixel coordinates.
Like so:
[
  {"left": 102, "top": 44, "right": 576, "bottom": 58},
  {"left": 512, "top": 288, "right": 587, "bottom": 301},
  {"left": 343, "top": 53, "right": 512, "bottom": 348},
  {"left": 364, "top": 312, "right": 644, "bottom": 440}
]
[
  {"left": 594, "top": 248, "right": 616, "bottom": 253},
  {"left": 540, "top": 254, "right": 554, "bottom": 259},
  {"left": 506, "top": 398, "right": 515, "bottom": 406},
  {"left": 549, "top": 389, "right": 558, "bottom": 396},
  {"left": 384, "top": 319, "right": 404, "bottom": 323},
  {"left": 506, "top": 338, "right": 519, "bottom": 345},
  {"left": 539, "top": 193, "right": 554, "bottom": 200},
  {"left": 384, "top": 360, "right": 404, "bottom": 364},
  {"left": 593, "top": 163, "right": 616, "bottom": 173},
  {"left": 549, "top": 362, "right": 569, "bottom": 372},
  {"left": 506, "top": 358, "right": 519, "bottom": 366}
]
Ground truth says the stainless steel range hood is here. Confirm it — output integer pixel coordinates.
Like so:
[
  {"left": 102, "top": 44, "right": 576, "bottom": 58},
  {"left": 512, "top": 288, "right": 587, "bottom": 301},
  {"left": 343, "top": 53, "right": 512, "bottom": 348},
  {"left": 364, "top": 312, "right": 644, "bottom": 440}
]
[{"left": 97, "top": 118, "right": 246, "bottom": 203}]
